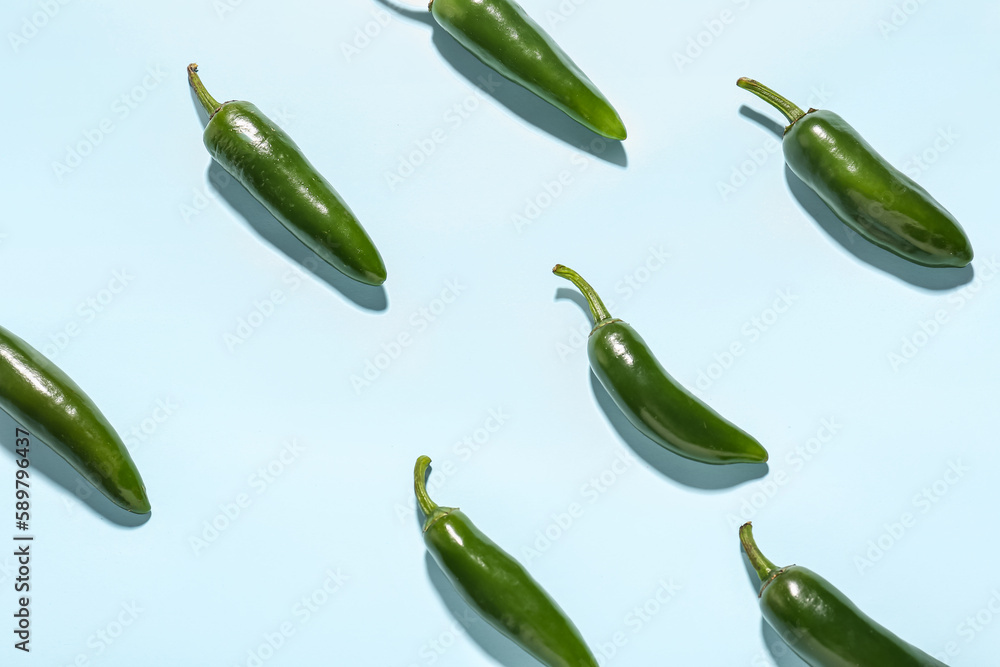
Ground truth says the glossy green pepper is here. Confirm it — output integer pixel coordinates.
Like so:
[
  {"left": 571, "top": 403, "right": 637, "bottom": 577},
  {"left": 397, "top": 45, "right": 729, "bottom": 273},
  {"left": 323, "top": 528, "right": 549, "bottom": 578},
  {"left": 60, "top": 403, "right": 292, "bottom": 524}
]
[
  {"left": 553, "top": 265, "right": 767, "bottom": 464},
  {"left": 414, "top": 456, "right": 598, "bottom": 667},
  {"left": 737, "top": 77, "right": 972, "bottom": 268},
  {"left": 187, "top": 64, "right": 387, "bottom": 285},
  {"left": 0, "top": 326, "right": 150, "bottom": 514},
  {"left": 739, "top": 522, "right": 948, "bottom": 666},
  {"left": 429, "top": 0, "right": 626, "bottom": 140}
]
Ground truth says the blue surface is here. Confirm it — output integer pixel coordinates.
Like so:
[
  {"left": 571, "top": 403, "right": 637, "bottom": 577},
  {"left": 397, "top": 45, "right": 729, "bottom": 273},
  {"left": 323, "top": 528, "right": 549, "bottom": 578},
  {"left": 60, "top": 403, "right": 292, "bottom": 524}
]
[{"left": 2, "top": 0, "right": 999, "bottom": 664}]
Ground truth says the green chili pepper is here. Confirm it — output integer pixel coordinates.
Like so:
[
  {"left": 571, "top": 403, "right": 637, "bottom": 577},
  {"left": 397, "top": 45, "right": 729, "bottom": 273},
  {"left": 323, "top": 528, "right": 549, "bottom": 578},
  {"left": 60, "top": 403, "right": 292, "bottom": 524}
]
[
  {"left": 429, "top": 0, "right": 626, "bottom": 140},
  {"left": 414, "top": 456, "right": 598, "bottom": 667},
  {"left": 187, "top": 64, "right": 387, "bottom": 286},
  {"left": 553, "top": 265, "right": 767, "bottom": 464},
  {"left": 737, "top": 77, "right": 972, "bottom": 268},
  {"left": 0, "top": 326, "right": 150, "bottom": 514},
  {"left": 739, "top": 522, "right": 948, "bottom": 666}
]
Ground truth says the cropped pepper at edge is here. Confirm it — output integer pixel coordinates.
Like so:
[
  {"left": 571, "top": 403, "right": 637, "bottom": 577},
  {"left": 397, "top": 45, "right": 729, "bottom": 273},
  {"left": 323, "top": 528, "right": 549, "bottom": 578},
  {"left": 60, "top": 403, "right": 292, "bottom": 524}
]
[
  {"left": 429, "top": 0, "right": 626, "bottom": 140},
  {"left": 0, "top": 325, "right": 150, "bottom": 514}
]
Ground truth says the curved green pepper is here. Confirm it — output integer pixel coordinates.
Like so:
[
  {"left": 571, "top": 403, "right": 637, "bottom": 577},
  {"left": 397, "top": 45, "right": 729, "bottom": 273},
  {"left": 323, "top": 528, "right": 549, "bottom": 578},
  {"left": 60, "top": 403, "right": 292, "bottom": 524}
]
[
  {"left": 739, "top": 522, "right": 948, "bottom": 666},
  {"left": 553, "top": 265, "right": 767, "bottom": 464},
  {"left": 0, "top": 326, "right": 149, "bottom": 514},
  {"left": 414, "top": 456, "right": 598, "bottom": 667},
  {"left": 737, "top": 77, "right": 972, "bottom": 268},
  {"left": 187, "top": 64, "right": 387, "bottom": 285},
  {"left": 429, "top": 0, "right": 626, "bottom": 140}
]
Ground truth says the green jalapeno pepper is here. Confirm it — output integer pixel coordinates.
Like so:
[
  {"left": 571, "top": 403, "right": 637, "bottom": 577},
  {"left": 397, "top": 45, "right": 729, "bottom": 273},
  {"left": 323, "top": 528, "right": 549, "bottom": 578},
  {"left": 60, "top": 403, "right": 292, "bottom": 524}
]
[
  {"left": 187, "top": 64, "right": 387, "bottom": 285},
  {"left": 0, "top": 326, "right": 150, "bottom": 514},
  {"left": 414, "top": 456, "right": 598, "bottom": 667},
  {"left": 737, "top": 77, "right": 973, "bottom": 268},
  {"left": 553, "top": 265, "right": 767, "bottom": 465},
  {"left": 739, "top": 522, "right": 948, "bottom": 666},
  {"left": 429, "top": 0, "right": 626, "bottom": 140}
]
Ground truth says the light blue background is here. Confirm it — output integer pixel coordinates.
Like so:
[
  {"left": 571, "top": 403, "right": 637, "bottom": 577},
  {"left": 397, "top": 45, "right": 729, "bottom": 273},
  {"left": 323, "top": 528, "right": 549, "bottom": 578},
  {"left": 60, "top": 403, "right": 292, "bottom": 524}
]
[{"left": 1, "top": 0, "right": 998, "bottom": 665}]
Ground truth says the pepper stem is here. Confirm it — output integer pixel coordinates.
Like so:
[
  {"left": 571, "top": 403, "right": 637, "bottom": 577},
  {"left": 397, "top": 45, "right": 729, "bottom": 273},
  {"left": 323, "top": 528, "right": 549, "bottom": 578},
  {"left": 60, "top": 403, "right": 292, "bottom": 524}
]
[
  {"left": 737, "top": 77, "right": 805, "bottom": 125},
  {"left": 414, "top": 456, "right": 456, "bottom": 532},
  {"left": 187, "top": 63, "right": 222, "bottom": 119},
  {"left": 553, "top": 264, "right": 614, "bottom": 325},
  {"left": 739, "top": 522, "right": 779, "bottom": 583}
]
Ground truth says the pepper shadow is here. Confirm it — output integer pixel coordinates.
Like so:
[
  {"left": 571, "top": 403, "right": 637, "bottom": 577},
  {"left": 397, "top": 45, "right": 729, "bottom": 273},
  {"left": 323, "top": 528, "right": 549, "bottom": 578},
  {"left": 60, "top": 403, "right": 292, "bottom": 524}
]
[
  {"left": 554, "top": 288, "right": 768, "bottom": 490},
  {"left": 761, "top": 620, "right": 810, "bottom": 667},
  {"left": 374, "top": 0, "right": 628, "bottom": 165},
  {"left": 588, "top": 372, "right": 768, "bottom": 490},
  {"left": 206, "top": 162, "right": 389, "bottom": 311},
  {"left": 739, "top": 105, "right": 785, "bottom": 138},
  {"left": 738, "top": 105, "right": 975, "bottom": 291},
  {"left": 413, "top": 463, "right": 545, "bottom": 666},
  {"left": 188, "top": 84, "right": 388, "bottom": 311},
  {"left": 425, "top": 552, "right": 549, "bottom": 667},
  {"left": 784, "top": 164, "right": 973, "bottom": 290},
  {"left": 0, "top": 410, "right": 150, "bottom": 527}
]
